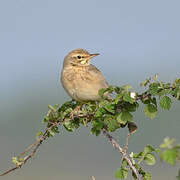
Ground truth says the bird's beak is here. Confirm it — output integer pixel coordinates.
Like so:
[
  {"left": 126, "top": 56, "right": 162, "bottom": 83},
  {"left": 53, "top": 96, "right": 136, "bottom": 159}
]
[{"left": 90, "top": 53, "right": 100, "bottom": 58}]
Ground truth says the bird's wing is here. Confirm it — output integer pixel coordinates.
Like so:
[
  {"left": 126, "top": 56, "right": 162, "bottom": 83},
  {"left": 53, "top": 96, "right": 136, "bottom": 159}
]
[{"left": 88, "top": 64, "right": 109, "bottom": 88}]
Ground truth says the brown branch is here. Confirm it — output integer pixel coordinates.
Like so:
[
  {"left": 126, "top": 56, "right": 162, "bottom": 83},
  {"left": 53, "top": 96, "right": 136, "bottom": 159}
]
[
  {"left": 124, "top": 133, "right": 131, "bottom": 154},
  {"left": 1, "top": 108, "right": 141, "bottom": 177},
  {"left": 102, "top": 129, "right": 142, "bottom": 180},
  {"left": 0, "top": 121, "right": 61, "bottom": 176}
]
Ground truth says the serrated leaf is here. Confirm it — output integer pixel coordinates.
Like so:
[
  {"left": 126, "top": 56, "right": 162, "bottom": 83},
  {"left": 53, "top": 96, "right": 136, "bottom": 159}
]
[
  {"left": 122, "top": 84, "right": 132, "bottom": 90},
  {"left": 92, "top": 120, "right": 104, "bottom": 132},
  {"left": 115, "top": 94, "right": 123, "bottom": 104},
  {"left": 95, "top": 107, "right": 106, "bottom": 118},
  {"left": 104, "top": 103, "right": 115, "bottom": 113},
  {"left": 121, "top": 159, "right": 128, "bottom": 168},
  {"left": 123, "top": 92, "right": 135, "bottom": 104},
  {"left": 49, "top": 129, "right": 55, "bottom": 136},
  {"left": 144, "top": 153, "right": 156, "bottom": 165},
  {"left": 63, "top": 121, "right": 74, "bottom": 132},
  {"left": 151, "top": 97, "right": 157, "bottom": 107},
  {"left": 143, "top": 172, "right": 152, "bottom": 180},
  {"left": 160, "top": 137, "right": 175, "bottom": 149},
  {"left": 115, "top": 168, "right": 128, "bottom": 179},
  {"left": 98, "top": 88, "right": 107, "bottom": 97},
  {"left": 160, "top": 96, "right": 172, "bottom": 110},
  {"left": 149, "top": 83, "right": 160, "bottom": 95},
  {"left": 144, "top": 104, "right": 158, "bottom": 119},
  {"left": 117, "top": 111, "right": 133, "bottom": 125},
  {"left": 48, "top": 105, "right": 57, "bottom": 112},
  {"left": 140, "top": 79, "right": 150, "bottom": 87},
  {"left": 133, "top": 152, "right": 144, "bottom": 159},
  {"left": 105, "top": 117, "right": 120, "bottom": 132},
  {"left": 90, "top": 127, "right": 101, "bottom": 136},
  {"left": 160, "top": 149, "right": 178, "bottom": 165},
  {"left": 124, "top": 102, "right": 139, "bottom": 112},
  {"left": 144, "top": 145, "right": 156, "bottom": 154}
]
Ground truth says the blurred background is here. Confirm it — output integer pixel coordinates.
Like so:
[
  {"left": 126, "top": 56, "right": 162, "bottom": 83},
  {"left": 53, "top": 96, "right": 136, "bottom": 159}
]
[{"left": 0, "top": 0, "right": 180, "bottom": 179}]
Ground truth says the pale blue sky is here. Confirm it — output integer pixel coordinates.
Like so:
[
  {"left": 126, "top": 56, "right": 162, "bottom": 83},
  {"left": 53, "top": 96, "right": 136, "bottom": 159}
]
[{"left": 0, "top": 1, "right": 180, "bottom": 180}]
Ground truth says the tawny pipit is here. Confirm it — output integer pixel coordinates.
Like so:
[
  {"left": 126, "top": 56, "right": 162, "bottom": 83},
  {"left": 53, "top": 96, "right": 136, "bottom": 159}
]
[{"left": 61, "top": 49, "right": 108, "bottom": 102}]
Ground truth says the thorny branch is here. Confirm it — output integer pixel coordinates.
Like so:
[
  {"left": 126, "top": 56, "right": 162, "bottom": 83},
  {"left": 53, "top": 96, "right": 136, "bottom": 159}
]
[
  {"left": 0, "top": 99, "right": 140, "bottom": 178},
  {"left": 102, "top": 129, "right": 142, "bottom": 180},
  {"left": 0, "top": 116, "right": 137, "bottom": 178}
]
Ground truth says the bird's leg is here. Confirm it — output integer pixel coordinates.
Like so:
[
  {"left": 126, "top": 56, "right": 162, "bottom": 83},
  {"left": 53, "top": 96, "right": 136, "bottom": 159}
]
[{"left": 69, "top": 103, "right": 83, "bottom": 119}]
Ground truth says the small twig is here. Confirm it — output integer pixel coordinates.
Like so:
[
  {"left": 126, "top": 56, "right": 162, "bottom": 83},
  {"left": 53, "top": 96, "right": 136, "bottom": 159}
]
[
  {"left": 102, "top": 129, "right": 142, "bottom": 180},
  {"left": 124, "top": 133, "right": 131, "bottom": 153},
  {"left": 0, "top": 111, "right": 89, "bottom": 176},
  {"left": 20, "top": 141, "right": 39, "bottom": 157},
  {"left": 0, "top": 121, "right": 61, "bottom": 176}
]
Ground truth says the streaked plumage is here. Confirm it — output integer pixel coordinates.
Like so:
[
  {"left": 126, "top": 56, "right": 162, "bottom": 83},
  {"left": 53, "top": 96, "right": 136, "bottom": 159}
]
[{"left": 61, "top": 48, "right": 108, "bottom": 102}]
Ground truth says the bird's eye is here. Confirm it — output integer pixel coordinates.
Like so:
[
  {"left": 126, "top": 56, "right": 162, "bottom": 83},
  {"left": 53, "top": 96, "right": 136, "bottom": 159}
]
[{"left": 77, "top": 56, "right": 81, "bottom": 59}]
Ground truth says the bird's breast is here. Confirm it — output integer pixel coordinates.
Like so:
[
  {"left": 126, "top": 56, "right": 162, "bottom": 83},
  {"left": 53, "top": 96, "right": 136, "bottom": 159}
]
[{"left": 61, "top": 65, "right": 108, "bottom": 101}]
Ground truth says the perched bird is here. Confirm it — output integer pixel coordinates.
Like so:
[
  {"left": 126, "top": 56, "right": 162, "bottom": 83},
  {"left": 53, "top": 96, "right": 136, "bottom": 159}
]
[{"left": 61, "top": 48, "right": 109, "bottom": 102}]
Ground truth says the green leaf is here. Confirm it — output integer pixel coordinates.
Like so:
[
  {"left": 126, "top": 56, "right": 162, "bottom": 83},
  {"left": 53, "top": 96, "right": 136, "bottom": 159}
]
[
  {"left": 124, "top": 102, "right": 139, "bottom": 112},
  {"left": 133, "top": 152, "right": 144, "bottom": 159},
  {"left": 117, "top": 111, "right": 133, "bottom": 125},
  {"left": 144, "top": 145, "right": 156, "bottom": 154},
  {"left": 151, "top": 97, "right": 157, "bottom": 107},
  {"left": 140, "top": 79, "right": 150, "bottom": 87},
  {"left": 173, "top": 86, "right": 180, "bottom": 99},
  {"left": 91, "top": 120, "right": 104, "bottom": 136},
  {"left": 48, "top": 129, "right": 55, "bottom": 136},
  {"left": 95, "top": 107, "right": 106, "bottom": 118},
  {"left": 115, "top": 168, "right": 128, "bottom": 179},
  {"left": 160, "top": 149, "right": 178, "bottom": 165},
  {"left": 160, "top": 96, "right": 172, "bottom": 110},
  {"left": 133, "top": 165, "right": 152, "bottom": 180},
  {"left": 144, "top": 104, "right": 158, "bottom": 119},
  {"left": 91, "top": 127, "right": 101, "bottom": 136},
  {"left": 99, "top": 86, "right": 114, "bottom": 97},
  {"left": 160, "top": 137, "right": 176, "bottom": 149},
  {"left": 12, "top": 157, "right": 24, "bottom": 166},
  {"left": 98, "top": 88, "right": 107, "bottom": 97},
  {"left": 122, "top": 84, "right": 132, "bottom": 90},
  {"left": 115, "top": 94, "right": 123, "bottom": 104},
  {"left": 36, "top": 131, "right": 43, "bottom": 138},
  {"left": 104, "top": 103, "right": 115, "bottom": 113},
  {"left": 104, "top": 117, "right": 120, "bottom": 132},
  {"left": 149, "top": 82, "right": 160, "bottom": 95},
  {"left": 144, "top": 153, "right": 156, "bottom": 165},
  {"left": 121, "top": 159, "right": 128, "bottom": 168},
  {"left": 123, "top": 92, "right": 135, "bottom": 104},
  {"left": 48, "top": 104, "right": 58, "bottom": 112},
  {"left": 143, "top": 172, "right": 152, "bottom": 180},
  {"left": 63, "top": 120, "right": 79, "bottom": 132}
]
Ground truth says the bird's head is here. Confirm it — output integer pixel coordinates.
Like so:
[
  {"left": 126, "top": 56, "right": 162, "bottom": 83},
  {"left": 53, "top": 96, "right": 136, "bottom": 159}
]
[{"left": 63, "top": 48, "right": 99, "bottom": 67}]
